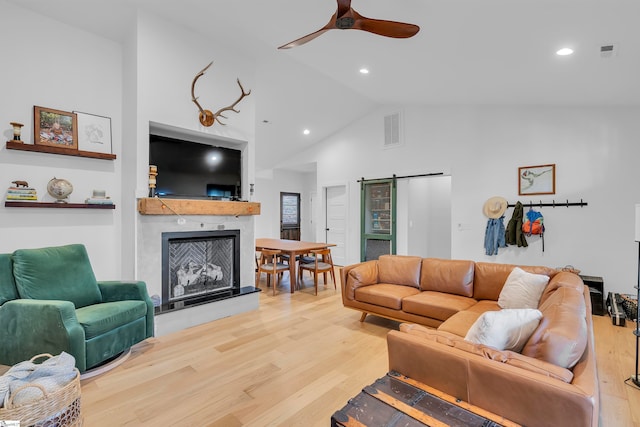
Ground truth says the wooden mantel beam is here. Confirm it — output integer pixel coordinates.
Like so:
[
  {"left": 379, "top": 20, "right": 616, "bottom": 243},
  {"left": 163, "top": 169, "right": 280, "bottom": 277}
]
[{"left": 137, "top": 198, "right": 260, "bottom": 216}]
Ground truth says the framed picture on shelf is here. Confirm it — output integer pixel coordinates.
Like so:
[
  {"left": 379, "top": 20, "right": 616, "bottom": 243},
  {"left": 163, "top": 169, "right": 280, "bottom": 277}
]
[
  {"left": 518, "top": 164, "right": 556, "bottom": 195},
  {"left": 34, "top": 106, "right": 78, "bottom": 149},
  {"left": 74, "top": 111, "right": 112, "bottom": 154}
]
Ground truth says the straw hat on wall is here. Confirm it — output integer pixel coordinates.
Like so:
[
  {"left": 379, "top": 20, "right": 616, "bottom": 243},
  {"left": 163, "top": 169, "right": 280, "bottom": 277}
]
[{"left": 483, "top": 196, "right": 508, "bottom": 219}]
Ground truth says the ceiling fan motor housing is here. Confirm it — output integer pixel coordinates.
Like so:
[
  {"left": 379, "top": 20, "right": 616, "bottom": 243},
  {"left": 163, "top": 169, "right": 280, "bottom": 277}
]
[{"left": 336, "top": 17, "right": 355, "bottom": 29}]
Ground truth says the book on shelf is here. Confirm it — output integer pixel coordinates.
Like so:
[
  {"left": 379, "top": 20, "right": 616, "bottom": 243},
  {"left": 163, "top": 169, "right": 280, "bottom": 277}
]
[
  {"left": 7, "top": 186, "right": 36, "bottom": 191},
  {"left": 7, "top": 188, "right": 37, "bottom": 194},
  {"left": 6, "top": 195, "right": 38, "bottom": 201},
  {"left": 85, "top": 198, "right": 114, "bottom": 205},
  {"left": 6, "top": 192, "right": 37, "bottom": 197}
]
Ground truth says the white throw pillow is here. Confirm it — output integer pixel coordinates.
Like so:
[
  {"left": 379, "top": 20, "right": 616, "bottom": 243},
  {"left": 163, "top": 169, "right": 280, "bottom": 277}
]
[
  {"left": 498, "top": 267, "right": 550, "bottom": 309},
  {"left": 464, "top": 309, "right": 543, "bottom": 352}
]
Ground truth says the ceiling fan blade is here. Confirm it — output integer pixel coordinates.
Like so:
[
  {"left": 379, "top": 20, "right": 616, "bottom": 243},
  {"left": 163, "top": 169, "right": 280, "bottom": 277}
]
[
  {"left": 278, "top": 10, "right": 340, "bottom": 50},
  {"left": 278, "top": 27, "right": 332, "bottom": 49},
  {"left": 353, "top": 12, "right": 420, "bottom": 39},
  {"left": 277, "top": 0, "right": 418, "bottom": 49}
]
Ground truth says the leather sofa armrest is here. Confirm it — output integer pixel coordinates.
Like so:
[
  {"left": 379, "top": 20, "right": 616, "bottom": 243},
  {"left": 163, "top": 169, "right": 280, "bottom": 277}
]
[
  {"left": 98, "top": 281, "right": 154, "bottom": 338},
  {"left": 539, "top": 271, "right": 584, "bottom": 306},
  {"left": 341, "top": 260, "right": 378, "bottom": 301},
  {"left": 387, "top": 329, "right": 597, "bottom": 427},
  {"left": 0, "top": 299, "right": 86, "bottom": 371}
]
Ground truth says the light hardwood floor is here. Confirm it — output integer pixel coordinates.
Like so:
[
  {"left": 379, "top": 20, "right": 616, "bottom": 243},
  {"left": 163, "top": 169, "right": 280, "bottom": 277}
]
[{"left": 80, "top": 269, "right": 640, "bottom": 426}]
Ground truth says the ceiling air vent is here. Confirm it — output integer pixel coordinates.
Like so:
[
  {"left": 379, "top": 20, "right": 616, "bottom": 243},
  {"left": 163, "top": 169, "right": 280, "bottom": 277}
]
[
  {"left": 600, "top": 43, "right": 618, "bottom": 59},
  {"left": 383, "top": 112, "right": 403, "bottom": 148}
]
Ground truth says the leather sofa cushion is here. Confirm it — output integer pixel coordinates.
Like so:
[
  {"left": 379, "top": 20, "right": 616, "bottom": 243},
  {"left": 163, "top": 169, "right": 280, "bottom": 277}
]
[
  {"left": 539, "top": 284, "right": 587, "bottom": 316},
  {"left": 354, "top": 284, "right": 420, "bottom": 309},
  {"left": 473, "top": 262, "right": 557, "bottom": 301},
  {"left": 345, "top": 261, "right": 379, "bottom": 300},
  {"left": 522, "top": 286, "right": 587, "bottom": 369},
  {"left": 399, "top": 323, "right": 574, "bottom": 383},
  {"left": 420, "top": 258, "right": 474, "bottom": 297},
  {"left": 12, "top": 244, "right": 102, "bottom": 309},
  {"left": 465, "top": 300, "right": 501, "bottom": 314},
  {"left": 76, "top": 300, "right": 148, "bottom": 339},
  {"left": 0, "top": 254, "right": 18, "bottom": 305},
  {"left": 438, "top": 301, "right": 500, "bottom": 337},
  {"left": 402, "top": 291, "right": 477, "bottom": 321},
  {"left": 378, "top": 255, "right": 422, "bottom": 289},
  {"left": 539, "top": 271, "right": 585, "bottom": 306},
  {"left": 438, "top": 310, "right": 482, "bottom": 337}
]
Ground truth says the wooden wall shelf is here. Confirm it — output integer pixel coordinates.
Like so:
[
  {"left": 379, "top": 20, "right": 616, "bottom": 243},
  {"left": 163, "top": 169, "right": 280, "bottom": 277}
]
[
  {"left": 6, "top": 141, "right": 116, "bottom": 160},
  {"left": 5, "top": 201, "right": 115, "bottom": 209},
  {"left": 138, "top": 198, "right": 260, "bottom": 216}
]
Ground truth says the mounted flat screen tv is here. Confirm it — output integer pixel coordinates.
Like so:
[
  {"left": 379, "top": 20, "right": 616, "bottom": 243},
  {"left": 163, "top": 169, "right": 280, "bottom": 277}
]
[{"left": 149, "top": 134, "right": 242, "bottom": 200}]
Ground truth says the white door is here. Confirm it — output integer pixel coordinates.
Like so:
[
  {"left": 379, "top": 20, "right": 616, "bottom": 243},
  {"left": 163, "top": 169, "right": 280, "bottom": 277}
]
[{"left": 325, "top": 185, "right": 347, "bottom": 266}]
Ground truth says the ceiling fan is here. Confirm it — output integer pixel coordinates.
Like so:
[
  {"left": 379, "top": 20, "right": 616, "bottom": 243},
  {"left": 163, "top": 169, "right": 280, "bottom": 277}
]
[{"left": 278, "top": 0, "right": 420, "bottom": 49}]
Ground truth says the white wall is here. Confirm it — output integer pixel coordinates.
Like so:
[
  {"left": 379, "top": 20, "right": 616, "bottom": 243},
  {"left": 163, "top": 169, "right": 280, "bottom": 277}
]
[
  {"left": 397, "top": 176, "right": 452, "bottom": 258},
  {"left": 0, "top": 3, "right": 259, "bottom": 289},
  {"left": 254, "top": 168, "right": 316, "bottom": 240},
  {"left": 132, "top": 10, "right": 256, "bottom": 200},
  {"left": 131, "top": 10, "right": 258, "bottom": 289},
  {"left": 276, "top": 105, "right": 640, "bottom": 294},
  {"left": 0, "top": 1, "right": 124, "bottom": 279},
  {"left": 4, "top": 2, "right": 640, "bottom": 297}
]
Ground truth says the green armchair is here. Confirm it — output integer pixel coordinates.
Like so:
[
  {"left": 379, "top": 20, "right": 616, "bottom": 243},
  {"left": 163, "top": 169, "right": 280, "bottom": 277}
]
[{"left": 0, "top": 244, "right": 154, "bottom": 373}]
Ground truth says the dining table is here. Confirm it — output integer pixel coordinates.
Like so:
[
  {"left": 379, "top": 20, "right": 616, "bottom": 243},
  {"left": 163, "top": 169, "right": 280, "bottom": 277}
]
[{"left": 255, "top": 238, "right": 336, "bottom": 293}]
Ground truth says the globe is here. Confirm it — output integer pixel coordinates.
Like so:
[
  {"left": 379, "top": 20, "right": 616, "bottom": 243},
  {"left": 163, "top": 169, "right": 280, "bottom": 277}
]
[{"left": 47, "top": 177, "right": 73, "bottom": 203}]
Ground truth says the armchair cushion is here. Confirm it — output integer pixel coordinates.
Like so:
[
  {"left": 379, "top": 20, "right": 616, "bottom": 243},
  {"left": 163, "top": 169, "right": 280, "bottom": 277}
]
[
  {"left": 99, "top": 281, "right": 155, "bottom": 338},
  {"left": 12, "top": 244, "right": 102, "bottom": 308},
  {"left": 76, "top": 301, "right": 148, "bottom": 339}
]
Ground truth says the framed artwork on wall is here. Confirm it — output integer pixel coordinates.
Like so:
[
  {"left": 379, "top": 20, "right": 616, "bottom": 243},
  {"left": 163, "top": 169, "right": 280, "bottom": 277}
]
[
  {"left": 518, "top": 164, "right": 556, "bottom": 195},
  {"left": 34, "top": 106, "right": 78, "bottom": 150},
  {"left": 75, "top": 111, "right": 112, "bottom": 154}
]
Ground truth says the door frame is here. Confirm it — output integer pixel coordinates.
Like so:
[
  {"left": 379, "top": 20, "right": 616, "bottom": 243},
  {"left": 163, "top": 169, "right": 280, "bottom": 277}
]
[
  {"left": 322, "top": 182, "right": 349, "bottom": 266},
  {"left": 280, "top": 192, "right": 301, "bottom": 240}
]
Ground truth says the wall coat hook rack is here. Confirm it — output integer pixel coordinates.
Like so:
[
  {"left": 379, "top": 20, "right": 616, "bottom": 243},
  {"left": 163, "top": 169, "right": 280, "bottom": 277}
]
[{"left": 507, "top": 199, "right": 588, "bottom": 208}]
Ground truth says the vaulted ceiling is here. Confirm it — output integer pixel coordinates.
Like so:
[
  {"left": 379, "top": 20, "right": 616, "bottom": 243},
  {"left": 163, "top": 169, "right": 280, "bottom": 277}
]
[{"left": 8, "top": 0, "right": 640, "bottom": 171}]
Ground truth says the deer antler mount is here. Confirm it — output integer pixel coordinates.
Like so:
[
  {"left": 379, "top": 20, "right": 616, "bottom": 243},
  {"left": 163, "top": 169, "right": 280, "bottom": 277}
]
[{"left": 191, "top": 61, "right": 251, "bottom": 127}]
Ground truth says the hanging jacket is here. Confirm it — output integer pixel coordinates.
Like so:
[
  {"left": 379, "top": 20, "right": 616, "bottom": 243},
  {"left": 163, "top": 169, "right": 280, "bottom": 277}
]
[
  {"left": 484, "top": 216, "right": 507, "bottom": 256},
  {"left": 505, "top": 201, "right": 528, "bottom": 247}
]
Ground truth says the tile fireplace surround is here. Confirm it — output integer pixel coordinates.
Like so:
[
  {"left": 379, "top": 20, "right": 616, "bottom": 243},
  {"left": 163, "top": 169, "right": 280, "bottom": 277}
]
[{"left": 137, "top": 200, "right": 260, "bottom": 336}]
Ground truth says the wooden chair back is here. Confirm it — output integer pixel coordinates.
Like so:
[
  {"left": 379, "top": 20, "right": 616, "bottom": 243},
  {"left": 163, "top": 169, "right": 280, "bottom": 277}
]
[
  {"left": 298, "top": 248, "right": 336, "bottom": 295},
  {"left": 256, "top": 249, "right": 288, "bottom": 295}
]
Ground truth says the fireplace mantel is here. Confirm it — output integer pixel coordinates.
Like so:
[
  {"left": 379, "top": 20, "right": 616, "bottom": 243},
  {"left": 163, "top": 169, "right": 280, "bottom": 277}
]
[{"left": 137, "top": 198, "right": 260, "bottom": 216}]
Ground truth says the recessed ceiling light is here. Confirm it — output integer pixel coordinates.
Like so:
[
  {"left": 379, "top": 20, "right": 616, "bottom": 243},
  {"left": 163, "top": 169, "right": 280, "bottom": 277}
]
[
  {"left": 303, "top": 129, "right": 310, "bottom": 135},
  {"left": 359, "top": 68, "right": 369, "bottom": 74},
  {"left": 556, "top": 47, "right": 574, "bottom": 56}
]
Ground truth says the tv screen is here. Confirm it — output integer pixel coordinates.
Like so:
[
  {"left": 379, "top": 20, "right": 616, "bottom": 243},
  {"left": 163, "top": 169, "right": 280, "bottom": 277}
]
[{"left": 149, "top": 134, "right": 242, "bottom": 200}]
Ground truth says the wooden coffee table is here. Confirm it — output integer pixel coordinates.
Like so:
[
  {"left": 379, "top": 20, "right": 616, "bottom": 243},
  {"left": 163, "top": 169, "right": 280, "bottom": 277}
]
[{"left": 331, "top": 371, "right": 520, "bottom": 427}]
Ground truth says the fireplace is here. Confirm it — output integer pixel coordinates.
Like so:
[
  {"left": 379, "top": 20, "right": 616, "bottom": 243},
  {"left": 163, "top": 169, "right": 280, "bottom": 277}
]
[{"left": 159, "top": 229, "right": 240, "bottom": 312}]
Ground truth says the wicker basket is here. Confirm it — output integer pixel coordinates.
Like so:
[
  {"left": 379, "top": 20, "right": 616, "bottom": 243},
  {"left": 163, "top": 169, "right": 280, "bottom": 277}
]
[{"left": 0, "top": 354, "right": 83, "bottom": 427}]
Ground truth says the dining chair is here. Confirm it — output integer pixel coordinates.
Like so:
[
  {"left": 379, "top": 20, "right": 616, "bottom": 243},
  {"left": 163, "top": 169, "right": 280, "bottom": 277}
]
[
  {"left": 297, "top": 253, "right": 316, "bottom": 280},
  {"left": 297, "top": 248, "right": 336, "bottom": 295},
  {"left": 255, "top": 249, "right": 289, "bottom": 295},
  {"left": 278, "top": 253, "right": 299, "bottom": 266}
]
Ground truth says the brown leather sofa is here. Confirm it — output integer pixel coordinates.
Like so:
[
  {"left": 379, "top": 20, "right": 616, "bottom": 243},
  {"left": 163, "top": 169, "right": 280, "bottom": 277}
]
[{"left": 341, "top": 255, "right": 599, "bottom": 427}]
